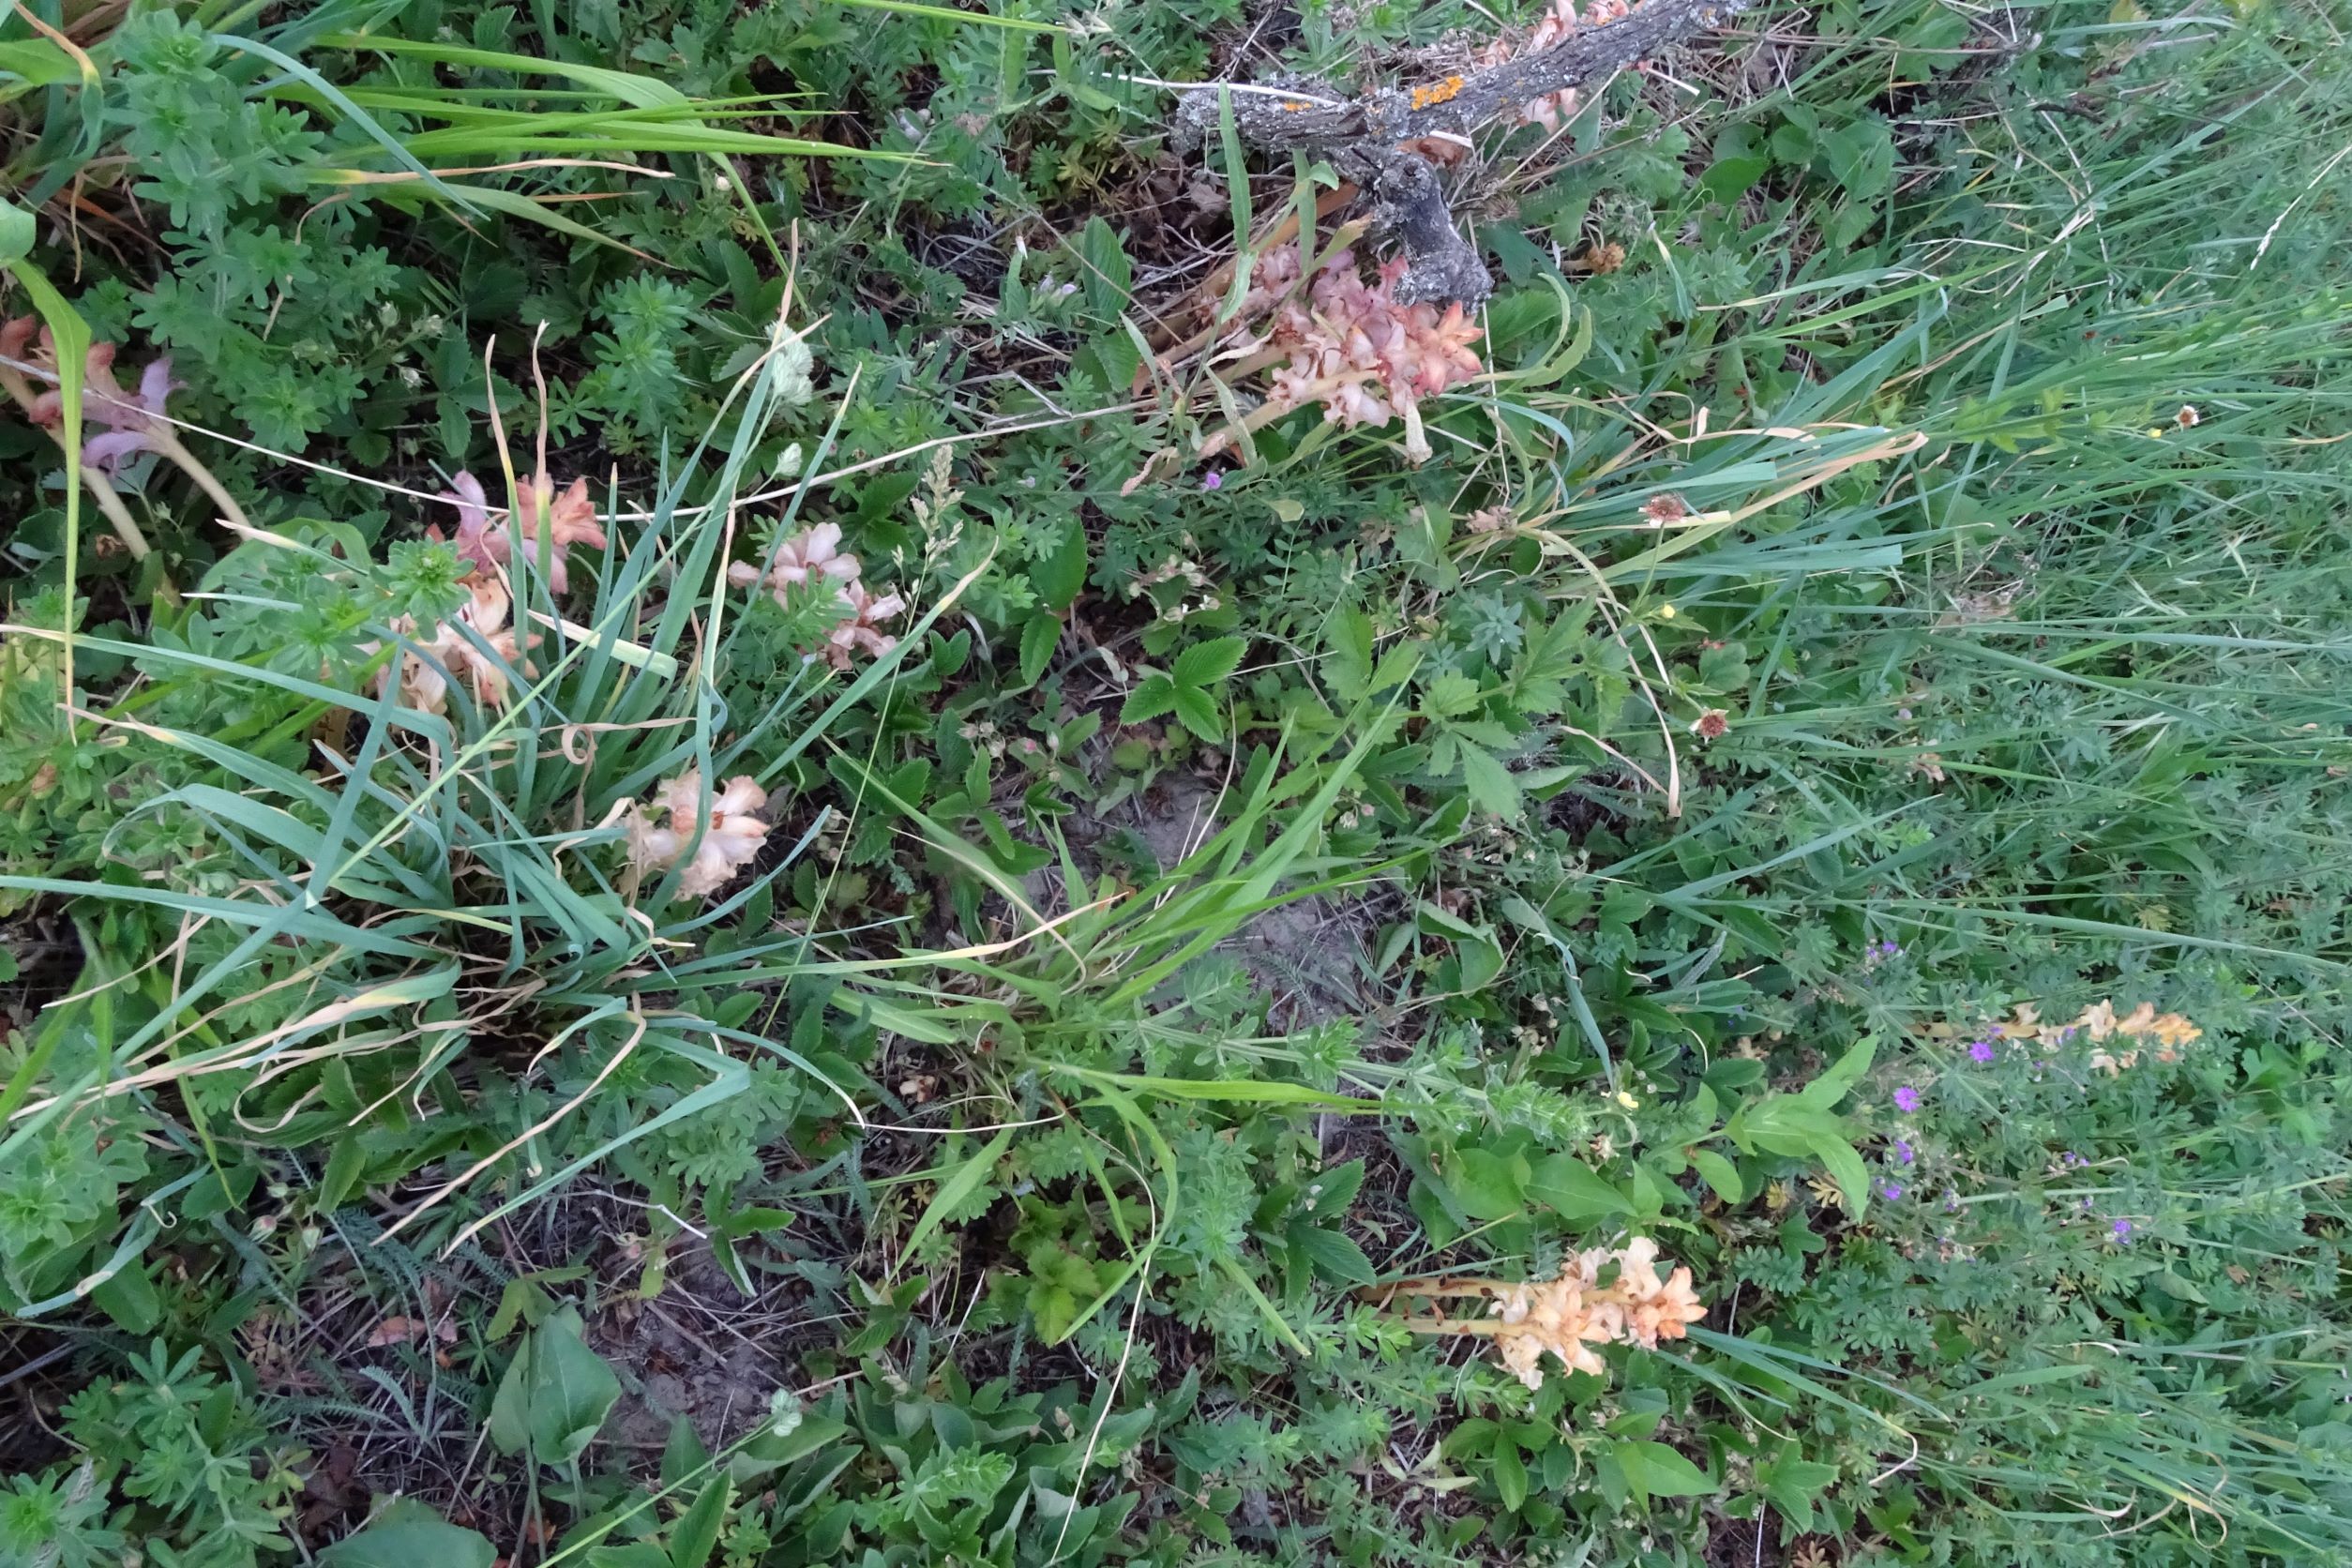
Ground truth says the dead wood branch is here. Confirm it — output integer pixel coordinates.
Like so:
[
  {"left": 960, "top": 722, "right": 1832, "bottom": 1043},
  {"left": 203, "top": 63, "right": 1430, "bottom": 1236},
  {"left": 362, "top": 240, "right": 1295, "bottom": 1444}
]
[{"left": 1171, "top": 0, "right": 1754, "bottom": 304}]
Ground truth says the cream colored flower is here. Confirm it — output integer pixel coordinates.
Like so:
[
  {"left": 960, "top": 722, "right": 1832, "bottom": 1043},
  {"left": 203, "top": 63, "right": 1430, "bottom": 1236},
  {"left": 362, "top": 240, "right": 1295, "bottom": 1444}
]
[
  {"left": 626, "top": 770, "right": 771, "bottom": 898},
  {"left": 369, "top": 573, "right": 535, "bottom": 715},
  {"left": 823, "top": 581, "right": 906, "bottom": 669},
  {"left": 729, "top": 524, "right": 907, "bottom": 668},
  {"left": 2076, "top": 999, "right": 2117, "bottom": 1042},
  {"left": 1203, "top": 246, "right": 1484, "bottom": 466},
  {"left": 1480, "top": 1238, "right": 1705, "bottom": 1390},
  {"left": 727, "top": 521, "right": 865, "bottom": 599}
]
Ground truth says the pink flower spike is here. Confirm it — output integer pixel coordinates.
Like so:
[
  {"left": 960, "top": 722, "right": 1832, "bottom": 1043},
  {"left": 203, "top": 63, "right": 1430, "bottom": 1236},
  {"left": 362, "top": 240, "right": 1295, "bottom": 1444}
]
[{"left": 444, "top": 472, "right": 505, "bottom": 575}]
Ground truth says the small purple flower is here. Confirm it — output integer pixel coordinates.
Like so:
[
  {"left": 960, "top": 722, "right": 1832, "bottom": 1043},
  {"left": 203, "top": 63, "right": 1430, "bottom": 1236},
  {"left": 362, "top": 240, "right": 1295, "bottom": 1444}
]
[
  {"left": 1878, "top": 1182, "right": 1905, "bottom": 1202},
  {"left": 1892, "top": 1139, "right": 1915, "bottom": 1166},
  {"left": 76, "top": 350, "right": 183, "bottom": 475},
  {"left": 1200, "top": 470, "right": 1223, "bottom": 491},
  {"left": 2111, "top": 1219, "right": 2134, "bottom": 1242},
  {"left": 1892, "top": 1085, "right": 1922, "bottom": 1115},
  {"left": 1968, "top": 1038, "right": 1998, "bottom": 1064},
  {"left": 2059, "top": 1150, "right": 2086, "bottom": 1168}
]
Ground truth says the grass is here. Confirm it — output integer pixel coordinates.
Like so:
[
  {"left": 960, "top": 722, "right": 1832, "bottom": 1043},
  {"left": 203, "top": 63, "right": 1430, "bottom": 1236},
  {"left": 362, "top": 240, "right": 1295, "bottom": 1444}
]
[{"left": 3, "top": 0, "right": 2351, "bottom": 1563}]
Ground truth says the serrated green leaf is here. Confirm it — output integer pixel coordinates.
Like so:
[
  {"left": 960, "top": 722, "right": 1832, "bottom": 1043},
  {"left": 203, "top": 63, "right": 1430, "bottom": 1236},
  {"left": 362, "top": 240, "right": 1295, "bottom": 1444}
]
[
  {"left": 1119, "top": 675, "right": 1178, "bottom": 725},
  {"left": 900, "top": 1124, "right": 1014, "bottom": 1262},
  {"left": 1756, "top": 1447, "right": 1839, "bottom": 1533},
  {"left": 1304, "top": 1158, "right": 1366, "bottom": 1218},
  {"left": 1169, "top": 684, "right": 1224, "bottom": 742},
  {"left": 1172, "top": 635, "right": 1246, "bottom": 690},
  {"left": 1018, "top": 611, "right": 1061, "bottom": 686},
  {"left": 1033, "top": 522, "right": 1089, "bottom": 610},
  {"left": 1456, "top": 743, "right": 1521, "bottom": 819}
]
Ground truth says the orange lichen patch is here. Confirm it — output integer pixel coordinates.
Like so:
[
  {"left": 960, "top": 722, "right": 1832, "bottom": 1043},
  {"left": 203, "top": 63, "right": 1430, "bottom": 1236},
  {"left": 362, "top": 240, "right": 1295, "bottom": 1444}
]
[
  {"left": 1281, "top": 99, "right": 1312, "bottom": 113},
  {"left": 1409, "top": 75, "right": 1466, "bottom": 111}
]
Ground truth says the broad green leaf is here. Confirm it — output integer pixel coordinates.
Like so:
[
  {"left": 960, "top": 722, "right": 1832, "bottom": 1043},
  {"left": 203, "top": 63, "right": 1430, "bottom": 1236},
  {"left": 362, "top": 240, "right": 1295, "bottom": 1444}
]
[
  {"left": 0, "top": 40, "right": 78, "bottom": 94},
  {"left": 0, "top": 197, "right": 32, "bottom": 264},
  {"left": 489, "top": 1306, "right": 621, "bottom": 1466},
  {"left": 1450, "top": 1147, "right": 1528, "bottom": 1221},
  {"left": 660, "top": 1414, "right": 711, "bottom": 1490},
  {"left": 1322, "top": 607, "right": 1375, "bottom": 701},
  {"left": 587, "top": 1548, "right": 670, "bottom": 1568},
  {"left": 1689, "top": 1148, "right": 1743, "bottom": 1204},
  {"left": 1297, "top": 1226, "right": 1376, "bottom": 1286},
  {"left": 320, "top": 1499, "right": 495, "bottom": 1568},
  {"left": 669, "top": 1474, "right": 733, "bottom": 1568},
  {"left": 1796, "top": 1036, "right": 1877, "bottom": 1108},
  {"left": 1528, "top": 1153, "right": 1633, "bottom": 1223},
  {"left": 1032, "top": 522, "right": 1089, "bottom": 610},
  {"left": 1455, "top": 930, "right": 1504, "bottom": 992},
  {"left": 1610, "top": 1440, "right": 1715, "bottom": 1501},
  {"left": 1492, "top": 1429, "right": 1528, "bottom": 1512},
  {"left": 1809, "top": 1131, "right": 1871, "bottom": 1220}
]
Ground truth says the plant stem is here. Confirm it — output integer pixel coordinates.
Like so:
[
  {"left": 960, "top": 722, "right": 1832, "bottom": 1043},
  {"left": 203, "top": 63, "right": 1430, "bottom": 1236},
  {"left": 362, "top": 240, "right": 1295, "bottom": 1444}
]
[
  {"left": 77, "top": 463, "right": 153, "bottom": 561},
  {"left": 150, "top": 430, "right": 252, "bottom": 532}
]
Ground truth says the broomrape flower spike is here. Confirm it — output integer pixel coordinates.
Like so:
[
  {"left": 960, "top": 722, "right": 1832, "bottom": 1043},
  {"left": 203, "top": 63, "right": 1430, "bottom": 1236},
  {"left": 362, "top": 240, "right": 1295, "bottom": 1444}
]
[
  {"left": 626, "top": 771, "right": 772, "bottom": 898},
  {"left": 1375, "top": 1237, "right": 1705, "bottom": 1390},
  {"left": 1993, "top": 997, "right": 2203, "bottom": 1070},
  {"left": 728, "top": 522, "right": 908, "bottom": 669},
  {"left": 435, "top": 469, "right": 608, "bottom": 595},
  {"left": 368, "top": 574, "right": 535, "bottom": 716},
  {"left": 2, "top": 317, "right": 179, "bottom": 474},
  {"left": 1200, "top": 243, "right": 1485, "bottom": 465}
]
